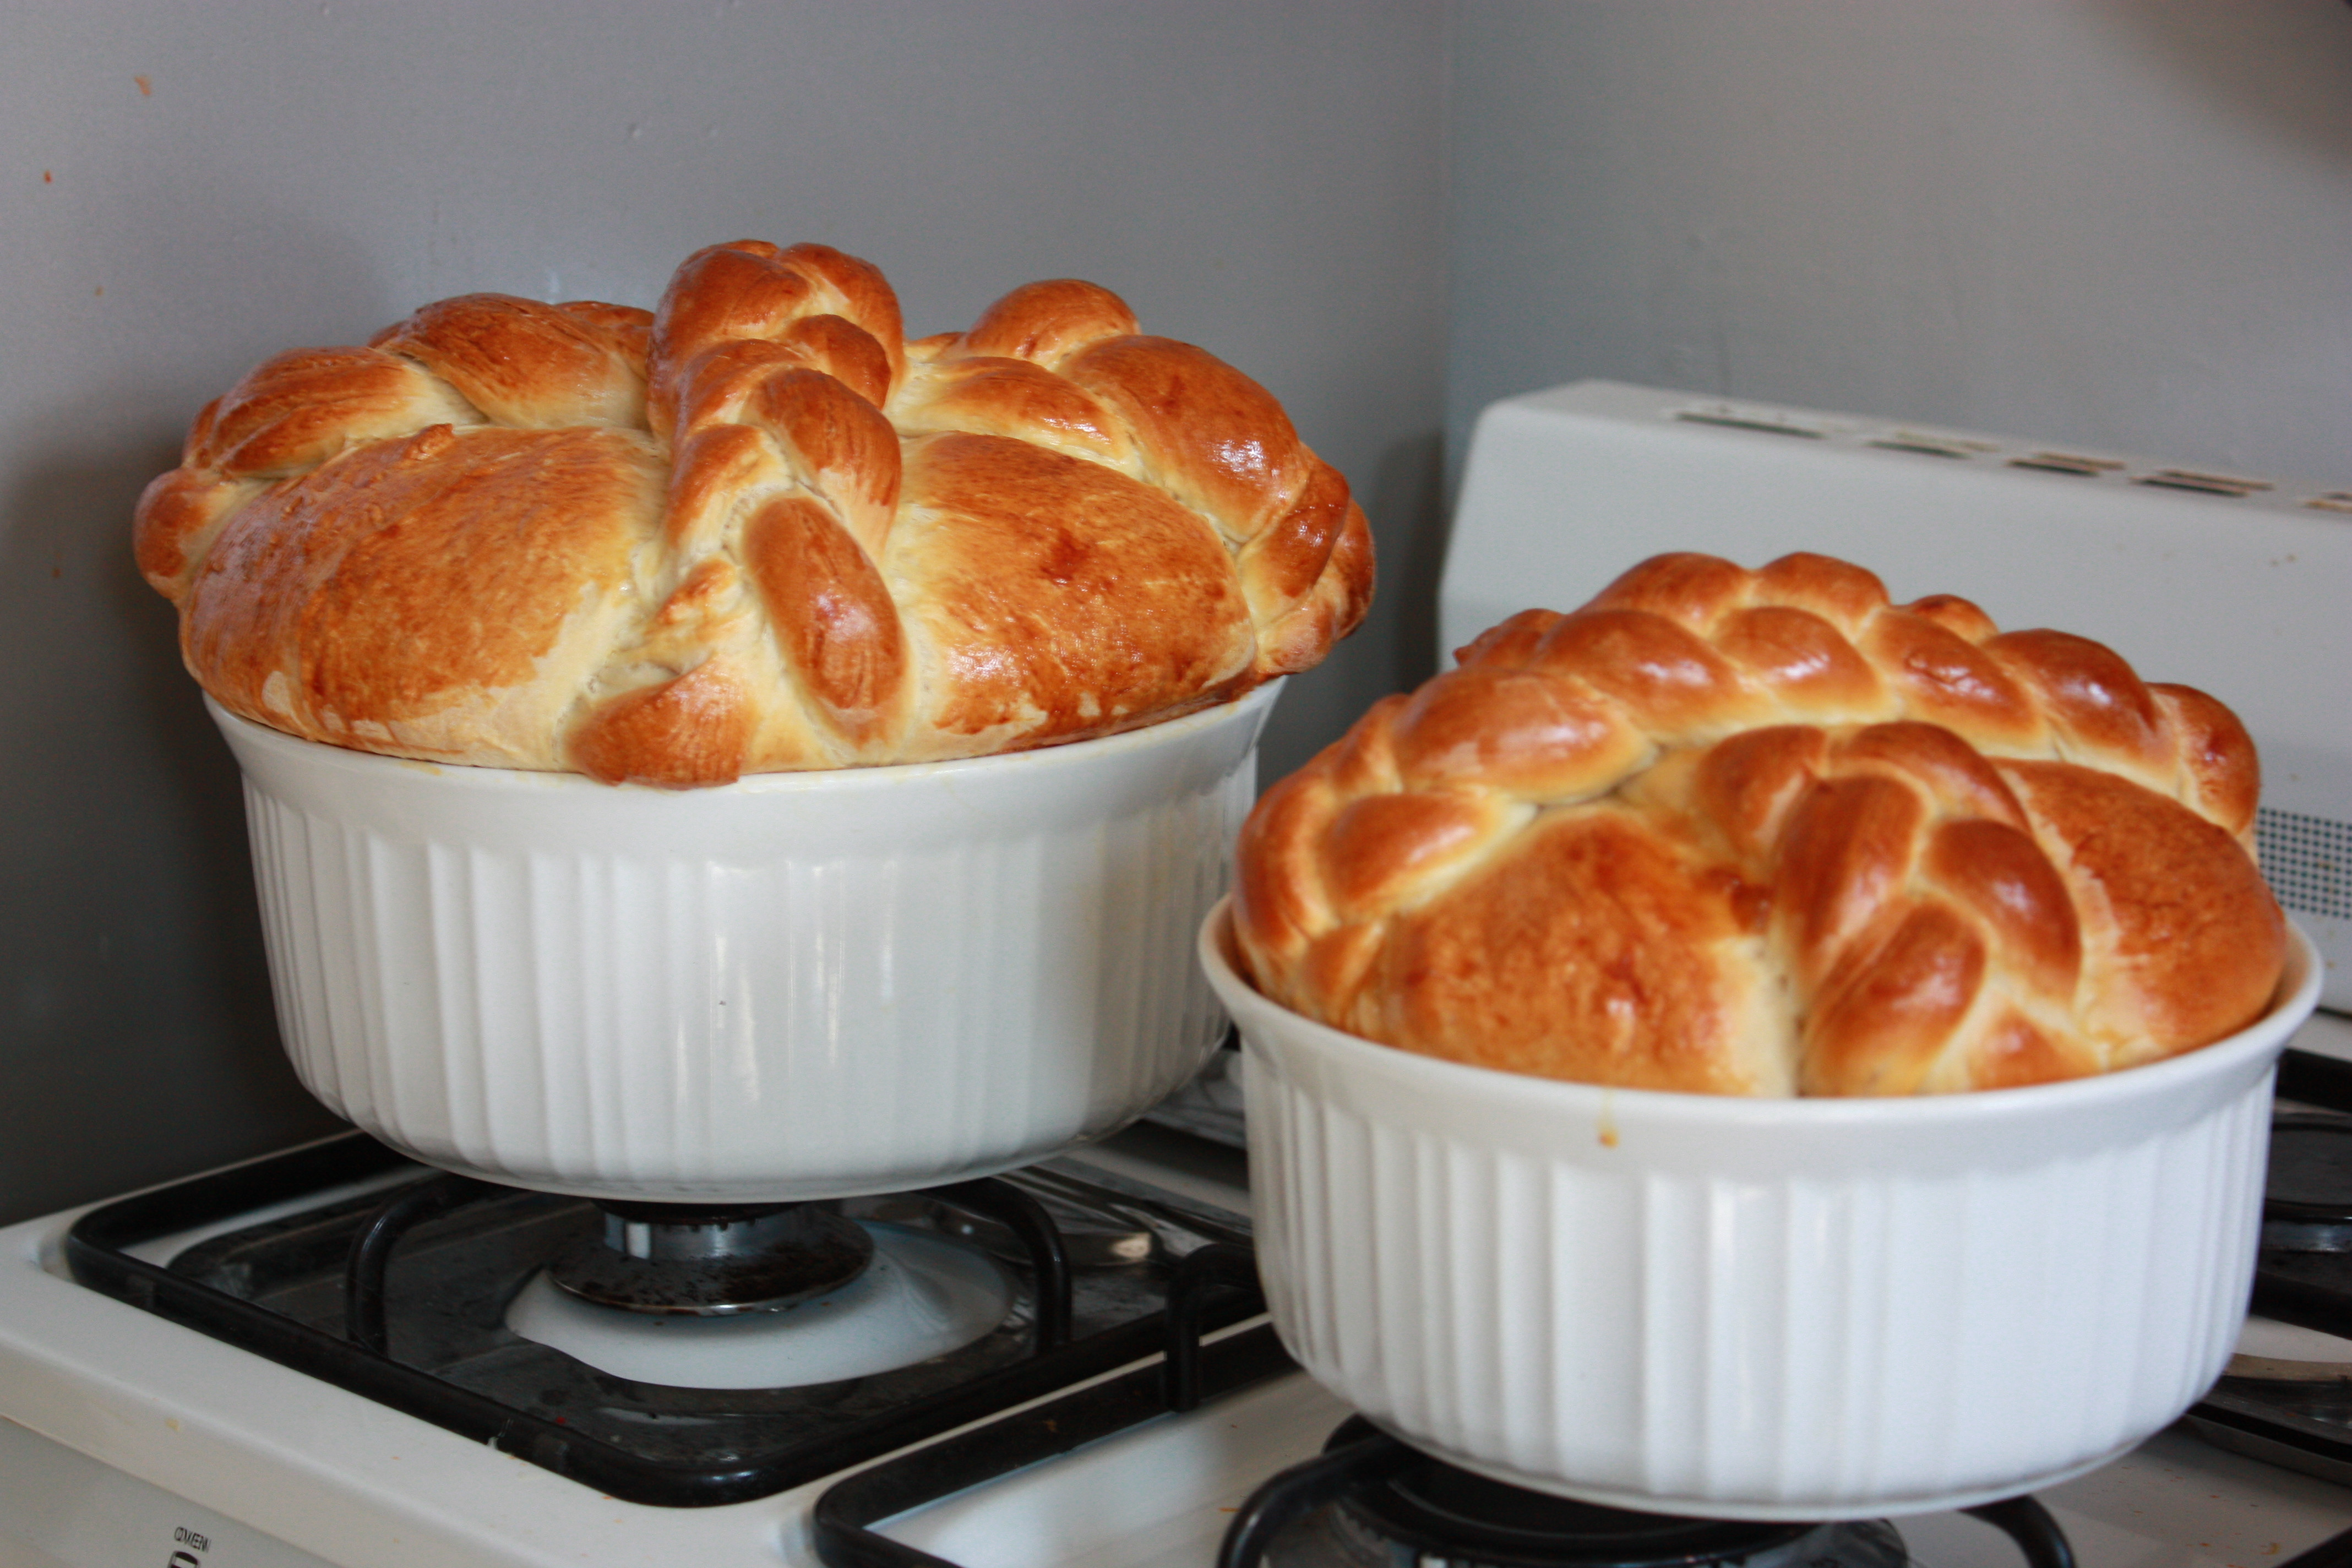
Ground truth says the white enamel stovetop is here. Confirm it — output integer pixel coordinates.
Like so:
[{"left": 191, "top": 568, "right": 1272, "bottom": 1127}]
[{"left": 5, "top": 1014, "right": 2352, "bottom": 1568}]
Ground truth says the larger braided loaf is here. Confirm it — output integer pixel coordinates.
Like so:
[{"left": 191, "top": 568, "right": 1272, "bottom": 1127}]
[
  {"left": 1232, "top": 552, "right": 2286, "bottom": 1096},
  {"left": 134, "top": 241, "right": 1373, "bottom": 785}
]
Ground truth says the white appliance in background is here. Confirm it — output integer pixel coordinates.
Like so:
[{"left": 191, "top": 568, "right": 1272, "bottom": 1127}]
[
  {"left": 1446, "top": 379, "right": 2352, "bottom": 1014},
  {"left": 4, "top": 379, "right": 2351, "bottom": 1568}
]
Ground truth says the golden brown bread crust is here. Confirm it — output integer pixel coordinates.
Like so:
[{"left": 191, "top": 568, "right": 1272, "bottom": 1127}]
[
  {"left": 136, "top": 241, "right": 1374, "bottom": 783},
  {"left": 1232, "top": 552, "right": 2286, "bottom": 1096}
]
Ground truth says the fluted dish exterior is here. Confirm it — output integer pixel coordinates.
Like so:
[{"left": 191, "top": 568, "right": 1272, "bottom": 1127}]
[
  {"left": 1202, "top": 902, "right": 2321, "bottom": 1520},
  {"left": 215, "top": 684, "right": 1276, "bottom": 1202}
]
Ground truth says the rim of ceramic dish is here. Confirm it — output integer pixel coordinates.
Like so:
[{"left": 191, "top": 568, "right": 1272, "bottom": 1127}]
[
  {"left": 205, "top": 678, "right": 1283, "bottom": 798},
  {"left": 1199, "top": 896, "right": 2321, "bottom": 1129}
]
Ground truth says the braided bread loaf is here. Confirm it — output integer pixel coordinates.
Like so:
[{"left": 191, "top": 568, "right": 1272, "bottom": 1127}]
[
  {"left": 134, "top": 241, "right": 1373, "bottom": 785},
  {"left": 1232, "top": 552, "right": 2286, "bottom": 1096}
]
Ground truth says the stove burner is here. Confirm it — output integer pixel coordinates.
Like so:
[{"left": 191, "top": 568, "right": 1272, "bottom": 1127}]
[
  {"left": 1326, "top": 1455, "right": 1833, "bottom": 1568},
  {"left": 1224, "top": 1421, "right": 2075, "bottom": 1568},
  {"left": 2262, "top": 1116, "right": 2352, "bottom": 1254},
  {"left": 547, "top": 1200, "right": 874, "bottom": 1316},
  {"left": 66, "top": 1131, "right": 1266, "bottom": 1509},
  {"left": 509, "top": 1221, "right": 1014, "bottom": 1387}
]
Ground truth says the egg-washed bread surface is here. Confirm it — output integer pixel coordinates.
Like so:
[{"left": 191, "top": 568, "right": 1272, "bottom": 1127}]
[
  {"left": 1232, "top": 551, "right": 2286, "bottom": 1096},
  {"left": 134, "top": 242, "right": 1374, "bottom": 785}
]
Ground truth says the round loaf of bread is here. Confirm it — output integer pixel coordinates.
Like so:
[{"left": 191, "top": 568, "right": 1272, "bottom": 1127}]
[
  {"left": 1232, "top": 551, "right": 2287, "bottom": 1095},
  {"left": 134, "top": 242, "right": 1373, "bottom": 785}
]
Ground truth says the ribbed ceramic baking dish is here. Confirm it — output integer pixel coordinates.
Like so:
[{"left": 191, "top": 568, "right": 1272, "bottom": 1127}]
[
  {"left": 1201, "top": 900, "right": 2322, "bottom": 1520},
  {"left": 211, "top": 683, "right": 1277, "bottom": 1202}
]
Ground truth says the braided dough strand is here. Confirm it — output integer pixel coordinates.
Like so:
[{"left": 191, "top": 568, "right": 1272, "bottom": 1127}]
[
  {"left": 1232, "top": 552, "right": 2284, "bottom": 1096},
  {"left": 136, "top": 242, "right": 1374, "bottom": 785}
]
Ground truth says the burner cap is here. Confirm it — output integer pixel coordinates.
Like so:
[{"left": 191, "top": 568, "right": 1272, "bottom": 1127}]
[{"left": 548, "top": 1200, "right": 874, "bottom": 1316}]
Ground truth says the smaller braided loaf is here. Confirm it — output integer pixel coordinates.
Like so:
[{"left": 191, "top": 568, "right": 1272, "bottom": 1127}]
[
  {"left": 1232, "top": 552, "right": 2286, "bottom": 1095},
  {"left": 135, "top": 241, "right": 1373, "bottom": 785}
]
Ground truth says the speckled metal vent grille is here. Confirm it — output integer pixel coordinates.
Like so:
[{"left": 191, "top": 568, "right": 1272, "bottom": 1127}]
[{"left": 2258, "top": 807, "right": 2352, "bottom": 922}]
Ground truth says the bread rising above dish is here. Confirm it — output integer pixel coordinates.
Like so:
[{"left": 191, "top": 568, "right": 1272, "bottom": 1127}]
[
  {"left": 134, "top": 242, "right": 1373, "bottom": 785},
  {"left": 1232, "top": 552, "right": 2286, "bottom": 1096}
]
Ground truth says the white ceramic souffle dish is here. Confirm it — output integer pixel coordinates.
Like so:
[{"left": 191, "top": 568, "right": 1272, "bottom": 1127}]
[
  {"left": 208, "top": 680, "right": 1280, "bottom": 1204},
  {"left": 1199, "top": 899, "right": 2324, "bottom": 1522}
]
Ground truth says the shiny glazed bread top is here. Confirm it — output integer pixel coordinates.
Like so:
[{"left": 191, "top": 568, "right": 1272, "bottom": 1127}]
[
  {"left": 1232, "top": 552, "right": 2286, "bottom": 1096},
  {"left": 135, "top": 242, "right": 1373, "bottom": 785}
]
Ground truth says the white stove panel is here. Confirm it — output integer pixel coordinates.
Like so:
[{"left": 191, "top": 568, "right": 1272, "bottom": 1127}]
[{"left": 1, "top": 1417, "right": 335, "bottom": 1568}]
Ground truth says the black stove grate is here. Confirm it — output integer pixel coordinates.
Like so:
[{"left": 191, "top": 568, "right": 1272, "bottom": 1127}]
[
  {"left": 63, "top": 1129, "right": 1276, "bottom": 1508},
  {"left": 1214, "top": 1419, "right": 2076, "bottom": 1568},
  {"left": 2188, "top": 1048, "right": 2352, "bottom": 1489},
  {"left": 814, "top": 1048, "right": 2352, "bottom": 1568},
  {"left": 813, "top": 1244, "right": 1291, "bottom": 1568}
]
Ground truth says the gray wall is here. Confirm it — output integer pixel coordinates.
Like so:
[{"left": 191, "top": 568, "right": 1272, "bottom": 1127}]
[
  {"left": 0, "top": 1, "right": 1451, "bottom": 1223},
  {"left": 1450, "top": 3, "right": 2352, "bottom": 493}
]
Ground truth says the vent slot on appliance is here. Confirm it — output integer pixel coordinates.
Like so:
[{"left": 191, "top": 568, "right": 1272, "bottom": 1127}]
[
  {"left": 2138, "top": 469, "right": 2274, "bottom": 498},
  {"left": 2257, "top": 807, "right": 2352, "bottom": 923},
  {"left": 1867, "top": 432, "right": 1996, "bottom": 460},
  {"left": 2307, "top": 492, "right": 2352, "bottom": 516},
  {"left": 1672, "top": 407, "right": 1828, "bottom": 439},
  {"left": 2010, "top": 453, "right": 2126, "bottom": 477}
]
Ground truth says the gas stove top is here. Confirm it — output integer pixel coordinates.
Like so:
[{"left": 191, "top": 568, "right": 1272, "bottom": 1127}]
[
  {"left": 0, "top": 1123, "right": 1289, "bottom": 1566},
  {"left": 8, "top": 1085, "right": 2352, "bottom": 1568},
  {"left": 53, "top": 1130, "right": 1279, "bottom": 1512}
]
